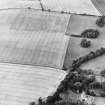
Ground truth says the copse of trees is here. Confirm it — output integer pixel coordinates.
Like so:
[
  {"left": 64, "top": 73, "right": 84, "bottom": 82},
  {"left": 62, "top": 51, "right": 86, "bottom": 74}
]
[
  {"left": 86, "top": 90, "right": 96, "bottom": 97},
  {"left": 33, "top": 73, "right": 96, "bottom": 105},
  {"left": 96, "top": 16, "right": 105, "bottom": 27},
  {"left": 81, "top": 29, "right": 99, "bottom": 39},
  {"left": 79, "top": 69, "right": 94, "bottom": 75},
  {"left": 100, "top": 92, "right": 105, "bottom": 97},
  {"left": 89, "top": 81, "right": 102, "bottom": 89},
  {"left": 100, "top": 81, "right": 105, "bottom": 97},
  {"left": 36, "top": 70, "right": 96, "bottom": 105},
  {"left": 80, "top": 39, "right": 91, "bottom": 48}
]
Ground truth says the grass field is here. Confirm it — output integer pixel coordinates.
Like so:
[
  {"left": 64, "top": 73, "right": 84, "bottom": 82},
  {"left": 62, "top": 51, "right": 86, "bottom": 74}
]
[
  {"left": 63, "top": 37, "right": 94, "bottom": 70},
  {"left": 64, "top": 14, "right": 105, "bottom": 74},
  {"left": 0, "top": 63, "right": 66, "bottom": 105},
  {"left": 0, "top": 9, "right": 70, "bottom": 69},
  {"left": 63, "top": 14, "right": 105, "bottom": 105}
]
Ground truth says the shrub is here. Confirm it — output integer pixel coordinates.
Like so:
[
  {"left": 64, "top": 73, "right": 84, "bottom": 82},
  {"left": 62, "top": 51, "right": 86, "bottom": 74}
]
[
  {"left": 80, "top": 39, "right": 91, "bottom": 48},
  {"left": 61, "top": 11, "right": 65, "bottom": 13},
  {"left": 29, "top": 102, "right": 36, "bottom": 105},
  {"left": 48, "top": 9, "right": 51, "bottom": 12},
  {"left": 38, "top": 97, "right": 43, "bottom": 105},
  {"left": 82, "top": 69, "right": 94, "bottom": 75},
  {"left": 62, "top": 65, "right": 67, "bottom": 71},
  {"left": 86, "top": 90, "right": 96, "bottom": 96},
  {"left": 89, "top": 82, "right": 101, "bottom": 89},
  {"left": 96, "top": 16, "right": 105, "bottom": 27},
  {"left": 46, "top": 93, "right": 61, "bottom": 104},
  {"left": 101, "top": 81, "right": 105, "bottom": 91},
  {"left": 73, "top": 82, "right": 82, "bottom": 92}
]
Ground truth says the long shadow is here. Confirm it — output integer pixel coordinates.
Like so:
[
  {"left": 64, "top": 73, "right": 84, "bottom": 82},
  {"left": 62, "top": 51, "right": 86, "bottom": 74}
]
[{"left": 71, "top": 34, "right": 82, "bottom": 38}]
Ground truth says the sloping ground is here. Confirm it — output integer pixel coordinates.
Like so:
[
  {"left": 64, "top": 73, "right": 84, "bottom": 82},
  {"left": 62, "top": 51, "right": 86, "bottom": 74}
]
[
  {"left": 41, "top": 0, "right": 100, "bottom": 15},
  {"left": 0, "top": 9, "right": 70, "bottom": 69},
  {"left": 0, "top": 0, "right": 41, "bottom": 9},
  {"left": 91, "top": 0, "right": 105, "bottom": 15},
  {"left": 0, "top": 63, "right": 66, "bottom": 105},
  {"left": 64, "top": 14, "right": 105, "bottom": 73}
]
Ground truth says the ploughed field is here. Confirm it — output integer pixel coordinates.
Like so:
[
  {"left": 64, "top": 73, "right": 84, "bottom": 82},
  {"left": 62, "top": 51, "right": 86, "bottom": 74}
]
[
  {"left": 0, "top": 9, "right": 70, "bottom": 69},
  {"left": 0, "top": 63, "right": 66, "bottom": 105}
]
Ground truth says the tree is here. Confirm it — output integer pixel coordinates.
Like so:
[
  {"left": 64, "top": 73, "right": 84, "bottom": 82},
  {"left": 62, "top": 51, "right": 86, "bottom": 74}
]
[
  {"left": 96, "top": 16, "right": 105, "bottom": 27},
  {"left": 80, "top": 39, "right": 91, "bottom": 48},
  {"left": 86, "top": 90, "right": 96, "bottom": 96},
  {"left": 38, "top": 97, "right": 43, "bottom": 105},
  {"left": 101, "top": 81, "right": 105, "bottom": 91},
  {"left": 100, "top": 91, "right": 105, "bottom": 97},
  {"left": 87, "top": 51, "right": 95, "bottom": 60},
  {"left": 74, "top": 82, "right": 82, "bottom": 93},
  {"left": 82, "top": 69, "right": 94, "bottom": 75},
  {"left": 29, "top": 102, "right": 36, "bottom": 105},
  {"left": 100, "top": 70, "right": 105, "bottom": 78},
  {"left": 46, "top": 93, "right": 61, "bottom": 104},
  {"left": 87, "top": 75, "right": 96, "bottom": 83}
]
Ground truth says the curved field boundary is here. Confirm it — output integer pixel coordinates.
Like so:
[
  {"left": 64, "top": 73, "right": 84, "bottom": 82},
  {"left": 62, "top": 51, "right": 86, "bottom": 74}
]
[{"left": 0, "top": 63, "right": 66, "bottom": 105}]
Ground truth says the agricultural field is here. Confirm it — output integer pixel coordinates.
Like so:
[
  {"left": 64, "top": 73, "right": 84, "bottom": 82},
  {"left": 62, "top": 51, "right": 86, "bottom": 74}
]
[
  {"left": 0, "top": 1, "right": 105, "bottom": 105},
  {"left": 64, "top": 14, "right": 105, "bottom": 74},
  {"left": 0, "top": 9, "right": 70, "bottom": 69},
  {"left": 41, "top": 0, "right": 100, "bottom": 15},
  {"left": 62, "top": 14, "right": 105, "bottom": 105},
  {"left": 0, "top": 0, "right": 41, "bottom": 9},
  {"left": 0, "top": 63, "right": 66, "bottom": 105}
]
